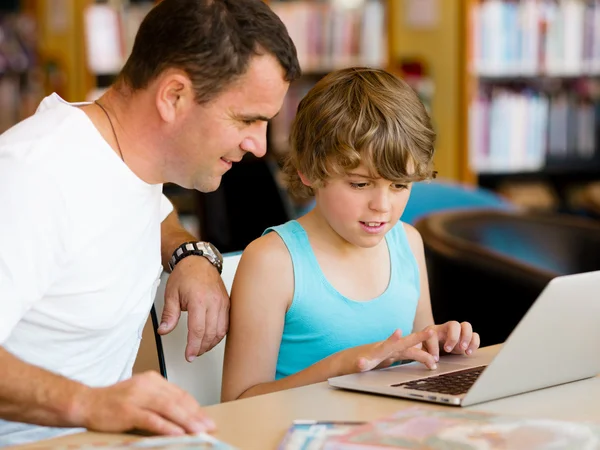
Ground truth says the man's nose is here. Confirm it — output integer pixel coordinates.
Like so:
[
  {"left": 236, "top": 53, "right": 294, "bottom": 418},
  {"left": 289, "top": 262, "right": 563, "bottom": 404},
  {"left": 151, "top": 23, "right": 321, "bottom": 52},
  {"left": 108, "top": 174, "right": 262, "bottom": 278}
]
[{"left": 240, "top": 124, "right": 267, "bottom": 157}]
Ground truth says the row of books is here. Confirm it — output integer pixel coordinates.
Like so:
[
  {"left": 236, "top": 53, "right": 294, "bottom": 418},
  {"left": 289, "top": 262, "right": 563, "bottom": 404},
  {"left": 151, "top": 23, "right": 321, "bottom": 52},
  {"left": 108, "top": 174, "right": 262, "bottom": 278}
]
[
  {"left": 471, "top": 0, "right": 600, "bottom": 77},
  {"left": 84, "top": 0, "right": 387, "bottom": 76},
  {"left": 469, "top": 87, "right": 598, "bottom": 174},
  {"left": 270, "top": 0, "right": 387, "bottom": 73}
]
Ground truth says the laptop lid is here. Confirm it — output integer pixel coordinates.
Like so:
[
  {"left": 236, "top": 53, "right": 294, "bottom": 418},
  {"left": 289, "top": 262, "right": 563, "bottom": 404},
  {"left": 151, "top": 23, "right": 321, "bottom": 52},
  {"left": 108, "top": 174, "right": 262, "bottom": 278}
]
[
  {"left": 329, "top": 270, "right": 600, "bottom": 406},
  {"left": 462, "top": 270, "right": 600, "bottom": 405}
]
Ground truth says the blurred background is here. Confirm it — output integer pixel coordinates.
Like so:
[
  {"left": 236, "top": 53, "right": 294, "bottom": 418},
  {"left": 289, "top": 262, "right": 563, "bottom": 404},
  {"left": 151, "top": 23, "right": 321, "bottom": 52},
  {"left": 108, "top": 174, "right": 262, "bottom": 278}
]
[{"left": 2, "top": 0, "right": 600, "bottom": 255}]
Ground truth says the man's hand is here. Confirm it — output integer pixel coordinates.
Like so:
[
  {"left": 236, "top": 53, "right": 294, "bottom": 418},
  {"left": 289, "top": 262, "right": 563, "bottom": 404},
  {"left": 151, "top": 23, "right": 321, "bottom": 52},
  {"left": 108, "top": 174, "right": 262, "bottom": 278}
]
[
  {"left": 74, "top": 371, "right": 215, "bottom": 435},
  {"left": 158, "top": 255, "right": 229, "bottom": 361},
  {"left": 421, "top": 321, "right": 480, "bottom": 362}
]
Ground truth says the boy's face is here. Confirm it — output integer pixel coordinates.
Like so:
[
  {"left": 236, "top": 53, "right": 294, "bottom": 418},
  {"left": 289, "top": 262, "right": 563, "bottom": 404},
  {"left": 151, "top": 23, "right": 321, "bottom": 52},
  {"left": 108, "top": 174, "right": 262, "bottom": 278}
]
[{"left": 313, "top": 163, "right": 412, "bottom": 248}]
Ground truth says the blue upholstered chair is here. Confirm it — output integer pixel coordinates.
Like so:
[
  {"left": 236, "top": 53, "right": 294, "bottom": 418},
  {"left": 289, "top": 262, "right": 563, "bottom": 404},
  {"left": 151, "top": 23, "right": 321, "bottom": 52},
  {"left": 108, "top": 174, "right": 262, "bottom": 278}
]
[{"left": 401, "top": 179, "right": 514, "bottom": 225}]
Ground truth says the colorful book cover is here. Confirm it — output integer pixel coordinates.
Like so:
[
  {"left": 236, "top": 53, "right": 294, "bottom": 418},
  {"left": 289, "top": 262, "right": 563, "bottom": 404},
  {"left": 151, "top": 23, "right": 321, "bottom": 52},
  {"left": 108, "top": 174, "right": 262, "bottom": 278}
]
[
  {"left": 322, "top": 406, "right": 600, "bottom": 450},
  {"left": 278, "top": 420, "right": 366, "bottom": 450}
]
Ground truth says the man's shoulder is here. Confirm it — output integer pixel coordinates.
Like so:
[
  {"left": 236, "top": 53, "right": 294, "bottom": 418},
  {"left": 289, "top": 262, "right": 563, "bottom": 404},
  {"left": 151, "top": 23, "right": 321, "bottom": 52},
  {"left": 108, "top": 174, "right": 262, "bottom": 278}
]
[{"left": 0, "top": 95, "right": 86, "bottom": 162}]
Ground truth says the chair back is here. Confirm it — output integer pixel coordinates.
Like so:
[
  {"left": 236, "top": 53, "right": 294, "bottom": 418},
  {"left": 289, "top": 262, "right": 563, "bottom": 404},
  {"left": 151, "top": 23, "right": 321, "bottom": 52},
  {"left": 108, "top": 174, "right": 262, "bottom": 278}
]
[
  {"left": 152, "top": 252, "right": 242, "bottom": 406},
  {"left": 415, "top": 209, "right": 600, "bottom": 346}
]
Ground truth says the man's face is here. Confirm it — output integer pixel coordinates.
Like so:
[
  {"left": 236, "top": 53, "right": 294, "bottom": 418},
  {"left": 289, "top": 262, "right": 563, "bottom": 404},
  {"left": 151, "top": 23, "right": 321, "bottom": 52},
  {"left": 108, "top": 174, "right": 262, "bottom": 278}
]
[{"left": 170, "top": 54, "right": 289, "bottom": 192}]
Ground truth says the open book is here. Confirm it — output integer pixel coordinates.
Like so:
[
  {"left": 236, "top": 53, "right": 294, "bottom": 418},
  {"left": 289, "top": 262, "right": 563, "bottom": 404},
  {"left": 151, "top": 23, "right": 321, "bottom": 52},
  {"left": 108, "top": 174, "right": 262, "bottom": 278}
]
[{"left": 321, "top": 407, "right": 600, "bottom": 450}]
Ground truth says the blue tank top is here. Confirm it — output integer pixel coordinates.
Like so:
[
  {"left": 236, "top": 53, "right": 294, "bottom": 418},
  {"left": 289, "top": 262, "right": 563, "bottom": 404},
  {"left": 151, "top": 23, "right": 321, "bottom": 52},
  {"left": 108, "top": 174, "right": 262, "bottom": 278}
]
[{"left": 263, "top": 220, "right": 420, "bottom": 380}]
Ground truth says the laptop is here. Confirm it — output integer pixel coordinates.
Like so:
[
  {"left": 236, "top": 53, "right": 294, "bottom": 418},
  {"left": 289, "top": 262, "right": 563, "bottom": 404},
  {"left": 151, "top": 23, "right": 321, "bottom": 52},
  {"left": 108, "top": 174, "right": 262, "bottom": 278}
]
[{"left": 328, "top": 270, "right": 600, "bottom": 407}]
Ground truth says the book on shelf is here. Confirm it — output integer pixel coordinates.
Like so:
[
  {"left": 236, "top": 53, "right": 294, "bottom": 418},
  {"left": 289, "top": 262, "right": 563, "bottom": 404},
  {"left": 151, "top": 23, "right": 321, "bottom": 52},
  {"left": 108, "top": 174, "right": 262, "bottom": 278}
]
[
  {"left": 84, "top": 1, "right": 154, "bottom": 76},
  {"left": 269, "top": 0, "right": 387, "bottom": 73},
  {"left": 321, "top": 406, "right": 600, "bottom": 450}
]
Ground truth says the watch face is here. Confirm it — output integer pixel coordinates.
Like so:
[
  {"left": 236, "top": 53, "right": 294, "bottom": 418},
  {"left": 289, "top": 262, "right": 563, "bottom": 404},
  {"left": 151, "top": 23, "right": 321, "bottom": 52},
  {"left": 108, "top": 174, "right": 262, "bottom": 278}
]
[{"left": 207, "top": 242, "right": 223, "bottom": 264}]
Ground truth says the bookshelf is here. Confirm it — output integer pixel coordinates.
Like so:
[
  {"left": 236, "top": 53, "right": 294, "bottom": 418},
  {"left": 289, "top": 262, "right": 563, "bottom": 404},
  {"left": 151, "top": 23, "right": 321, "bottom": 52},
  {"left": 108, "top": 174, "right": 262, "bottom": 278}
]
[
  {"left": 267, "top": 0, "right": 391, "bottom": 157},
  {"left": 23, "top": 0, "right": 94, "bottom": 103},
  {"left": 267, "top": 0, "right": 468, "bottom": 175},
  {"left": 464, "top": 0, "right": 600, "bottom": 213},
  {"left": 0, "top": 2, "right": 46, "bottom": 133},
  {"left": 11, "top": 1, "right": 484, "bottom": 237}
]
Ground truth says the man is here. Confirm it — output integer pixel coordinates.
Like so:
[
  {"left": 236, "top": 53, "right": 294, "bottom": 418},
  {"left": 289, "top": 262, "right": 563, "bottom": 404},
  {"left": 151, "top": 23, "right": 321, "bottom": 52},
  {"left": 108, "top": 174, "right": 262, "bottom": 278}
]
[{"left": 0, "top": 0, "right": 300, "bottom": 445}]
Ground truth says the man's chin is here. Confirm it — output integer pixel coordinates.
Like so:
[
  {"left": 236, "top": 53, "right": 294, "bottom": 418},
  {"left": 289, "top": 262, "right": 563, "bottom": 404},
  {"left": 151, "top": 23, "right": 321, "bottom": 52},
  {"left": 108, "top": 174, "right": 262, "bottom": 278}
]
[{"left": 193, "top": 176, "right": 222, "bottom": 193}]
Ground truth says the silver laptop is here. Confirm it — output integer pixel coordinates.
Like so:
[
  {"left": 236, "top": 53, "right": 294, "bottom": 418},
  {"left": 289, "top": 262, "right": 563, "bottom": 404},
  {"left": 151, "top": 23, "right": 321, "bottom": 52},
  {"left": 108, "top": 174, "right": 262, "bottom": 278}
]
[{"left": 328, "top": 270, "right": 600, "bottom": 407}]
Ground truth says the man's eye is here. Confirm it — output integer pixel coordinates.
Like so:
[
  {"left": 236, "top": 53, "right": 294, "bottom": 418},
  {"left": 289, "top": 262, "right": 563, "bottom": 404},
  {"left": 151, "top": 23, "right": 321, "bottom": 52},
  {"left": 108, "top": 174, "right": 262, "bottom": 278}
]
[
  {"left": 350, "top": 182, "right": 368, "bottom": 189},
  {"left": 243, "top": 120, "right": 255, "bottom": 126}
]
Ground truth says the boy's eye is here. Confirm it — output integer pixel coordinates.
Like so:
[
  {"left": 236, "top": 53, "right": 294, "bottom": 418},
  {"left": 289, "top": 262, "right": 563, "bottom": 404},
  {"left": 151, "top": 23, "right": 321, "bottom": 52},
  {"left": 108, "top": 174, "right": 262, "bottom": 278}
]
[
  {"left": 393, "top": 183, "right": 408, "bottom": 190},
  {"left": 350, "top": 182, "right": 369, "bottom": 189}
]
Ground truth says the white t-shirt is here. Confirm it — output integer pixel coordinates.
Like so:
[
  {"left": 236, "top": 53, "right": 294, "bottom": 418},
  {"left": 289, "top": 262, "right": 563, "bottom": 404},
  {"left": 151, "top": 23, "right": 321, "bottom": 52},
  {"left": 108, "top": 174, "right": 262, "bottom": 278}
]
[{"left": 0, "top": 93, "right": 173, "bottom": 445}]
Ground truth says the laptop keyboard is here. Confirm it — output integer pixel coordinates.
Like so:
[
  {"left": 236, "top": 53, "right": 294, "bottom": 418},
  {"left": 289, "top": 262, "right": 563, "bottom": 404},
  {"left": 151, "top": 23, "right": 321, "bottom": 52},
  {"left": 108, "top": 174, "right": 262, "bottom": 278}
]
[{"left": 391, "top": 365, "right": 486, "bottom": 396}]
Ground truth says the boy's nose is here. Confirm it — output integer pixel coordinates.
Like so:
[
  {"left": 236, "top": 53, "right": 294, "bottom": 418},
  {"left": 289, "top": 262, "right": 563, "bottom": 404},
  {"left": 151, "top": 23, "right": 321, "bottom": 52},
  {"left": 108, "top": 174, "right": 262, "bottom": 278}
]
[{"left": 369, "top": 190, "right": 391, "bottom": 212}]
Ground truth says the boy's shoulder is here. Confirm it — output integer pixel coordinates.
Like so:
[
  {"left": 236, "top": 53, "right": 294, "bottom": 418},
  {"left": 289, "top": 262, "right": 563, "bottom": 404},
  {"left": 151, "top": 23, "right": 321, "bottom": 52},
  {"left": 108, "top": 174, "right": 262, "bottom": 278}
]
[
  {"left": 400, "top": 221, "right": 422, "bottom": 242},
  {"left": 242, "top": 228, "right": 291, "bottom": 268},
  {"left": 390, "top": 220, "right": 422, "bottom": 242},
  {"left": 390, "top": 221, "right": 424, "bottom": 256}
]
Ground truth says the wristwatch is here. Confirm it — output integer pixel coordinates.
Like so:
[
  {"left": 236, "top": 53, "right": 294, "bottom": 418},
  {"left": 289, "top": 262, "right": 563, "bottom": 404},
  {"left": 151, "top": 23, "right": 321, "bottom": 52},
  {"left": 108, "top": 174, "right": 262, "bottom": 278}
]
[{"left": 168, "top": 241, "right": 223, "bottom": 274}]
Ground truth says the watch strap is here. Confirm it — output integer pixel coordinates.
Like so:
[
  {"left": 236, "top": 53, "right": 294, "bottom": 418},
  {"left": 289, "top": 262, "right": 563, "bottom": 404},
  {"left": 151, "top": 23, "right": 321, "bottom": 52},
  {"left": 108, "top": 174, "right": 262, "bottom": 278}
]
[{"left": 168, "top": 241, "right": 212, "bottom": 272}]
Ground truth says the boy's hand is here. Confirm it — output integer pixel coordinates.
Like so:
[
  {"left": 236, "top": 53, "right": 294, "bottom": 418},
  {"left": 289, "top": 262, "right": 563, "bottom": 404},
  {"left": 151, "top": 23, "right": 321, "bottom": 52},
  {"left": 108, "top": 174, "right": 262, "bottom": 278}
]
[
  {"left": 421, "top": 321, "right": 480, "bottom": 362},
  {"left": 336, "top": 328, "right": 438, "bottom": 376}
]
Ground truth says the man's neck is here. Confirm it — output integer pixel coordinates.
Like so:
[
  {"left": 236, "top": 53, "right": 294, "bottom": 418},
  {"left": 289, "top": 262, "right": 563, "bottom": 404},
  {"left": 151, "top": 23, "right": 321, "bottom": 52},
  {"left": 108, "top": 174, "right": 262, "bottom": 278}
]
[{"left": 95, "top": 86, "right": 166, "bottom": 185}]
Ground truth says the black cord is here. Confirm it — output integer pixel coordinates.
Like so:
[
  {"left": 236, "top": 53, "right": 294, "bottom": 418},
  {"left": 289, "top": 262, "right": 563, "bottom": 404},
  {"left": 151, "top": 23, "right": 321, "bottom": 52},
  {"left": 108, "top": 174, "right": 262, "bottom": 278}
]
[{"left": 150, "top": 304, "right": 168, "bottom": 379}]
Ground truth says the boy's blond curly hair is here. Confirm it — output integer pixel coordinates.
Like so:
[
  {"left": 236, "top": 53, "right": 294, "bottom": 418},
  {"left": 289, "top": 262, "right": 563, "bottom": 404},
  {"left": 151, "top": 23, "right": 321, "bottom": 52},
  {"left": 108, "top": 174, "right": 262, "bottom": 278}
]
[{"left": 283, "top": 67, "right": 436, "bottom": 199}]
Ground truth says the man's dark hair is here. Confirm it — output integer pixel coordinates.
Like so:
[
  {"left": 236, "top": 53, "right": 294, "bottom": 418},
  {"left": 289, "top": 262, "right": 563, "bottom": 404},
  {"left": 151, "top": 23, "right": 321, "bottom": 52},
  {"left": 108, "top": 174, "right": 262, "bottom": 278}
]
[{"left": 117, "top": 0, "right": 301, "bottom": 103}]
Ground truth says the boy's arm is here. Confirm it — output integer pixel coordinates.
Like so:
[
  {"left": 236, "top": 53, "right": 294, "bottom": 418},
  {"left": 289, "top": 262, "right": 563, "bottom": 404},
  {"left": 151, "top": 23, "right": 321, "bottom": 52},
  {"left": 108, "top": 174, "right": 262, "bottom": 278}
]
[
  {"left": 220, "top": 232, "right": 293, "bottom": 401},
  {"left": 405, "top": 223, "right": 480, "bottom": 357},
  {"left": 221, "top": 233, "right": 353, "bottom": 401},
  {"left": 221, "top": 231, "right": 437, "bottom": 402},
  {"left": 404, "top": 223, "right": 435, "bottom": 333}
]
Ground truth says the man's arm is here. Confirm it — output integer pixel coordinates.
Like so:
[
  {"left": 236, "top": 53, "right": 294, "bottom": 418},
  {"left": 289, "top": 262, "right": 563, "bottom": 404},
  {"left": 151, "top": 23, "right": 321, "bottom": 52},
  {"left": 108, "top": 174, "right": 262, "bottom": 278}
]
[
  {"left": 0, "top": 347, "right": 88, "bottom": 427},
  {"left": 158, "top": 210, "right": 229, "bottom": 359},
  {"left": 160, "top": 210, "right": 198, "bottom": 271},
  {"left": 0, "top": 347, "right": 214, "bottom": 434}
]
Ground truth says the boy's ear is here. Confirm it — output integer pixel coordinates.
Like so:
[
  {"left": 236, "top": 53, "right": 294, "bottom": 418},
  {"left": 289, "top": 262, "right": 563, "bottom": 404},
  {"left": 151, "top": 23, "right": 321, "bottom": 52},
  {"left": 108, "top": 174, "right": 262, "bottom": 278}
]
[{"left": 298, "top": 171, "right": 312, "bottom": 187}]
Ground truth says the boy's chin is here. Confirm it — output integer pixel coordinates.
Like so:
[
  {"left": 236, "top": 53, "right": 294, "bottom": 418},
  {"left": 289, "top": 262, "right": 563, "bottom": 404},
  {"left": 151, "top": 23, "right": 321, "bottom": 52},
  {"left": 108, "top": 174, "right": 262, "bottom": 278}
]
[{"left": 352, "top": 234, "right": 387, "bottom": 249}]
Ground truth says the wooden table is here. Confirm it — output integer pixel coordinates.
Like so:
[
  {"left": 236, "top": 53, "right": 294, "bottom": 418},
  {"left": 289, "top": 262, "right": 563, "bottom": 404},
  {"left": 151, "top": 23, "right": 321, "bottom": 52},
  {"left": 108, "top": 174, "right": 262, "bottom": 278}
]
[{"left": 13, "top": 345, "right": 600, "bottom": 449}]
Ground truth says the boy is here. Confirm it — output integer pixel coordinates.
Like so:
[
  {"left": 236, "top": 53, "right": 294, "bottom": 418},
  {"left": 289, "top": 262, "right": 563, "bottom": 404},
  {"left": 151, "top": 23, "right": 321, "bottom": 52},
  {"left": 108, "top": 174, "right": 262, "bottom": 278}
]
[{"left": 221, "top": 67, "right": 479, "bottom": 401}]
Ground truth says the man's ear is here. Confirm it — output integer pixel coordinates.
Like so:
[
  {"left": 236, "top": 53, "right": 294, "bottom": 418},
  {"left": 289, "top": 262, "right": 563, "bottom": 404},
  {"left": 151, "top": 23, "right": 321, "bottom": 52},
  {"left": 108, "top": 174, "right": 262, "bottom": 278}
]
[
  {"left": 298, "top": 171, "right": 312, "bottom": 187},
  {"left": 155, "top": 69, "right": 194, "bottom": 124}
]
